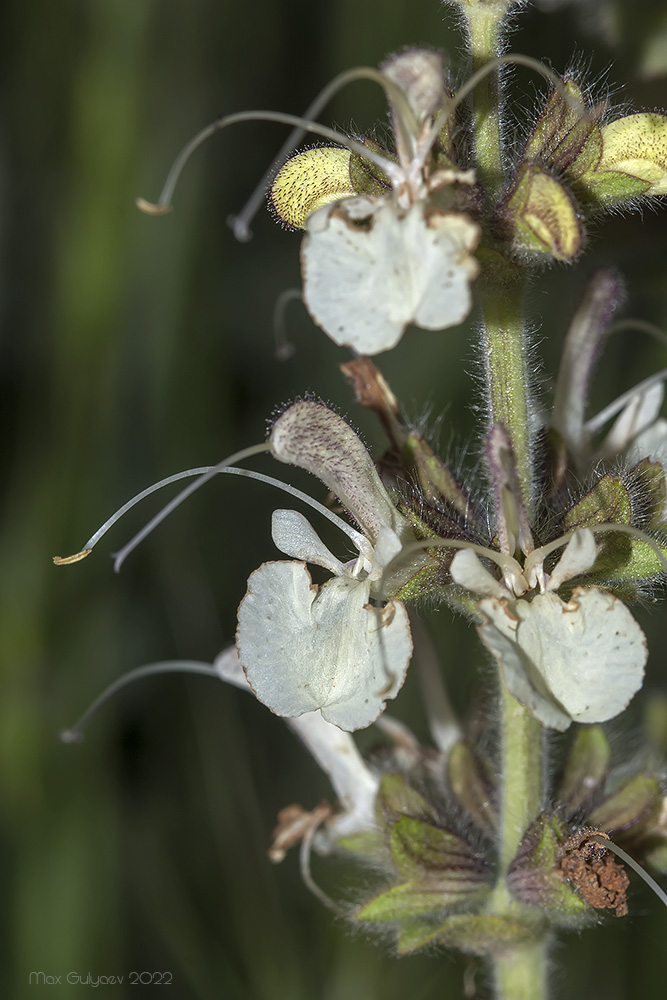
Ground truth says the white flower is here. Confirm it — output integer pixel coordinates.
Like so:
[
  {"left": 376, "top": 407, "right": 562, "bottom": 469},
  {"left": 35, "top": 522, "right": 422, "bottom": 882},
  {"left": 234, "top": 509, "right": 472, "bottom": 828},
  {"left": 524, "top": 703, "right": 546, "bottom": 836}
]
[
  {"left": 236, "top": 526, "right": 413, "bottom": 731},
  {"left": 301, "top": 198, "right": 480, "bottom": 354},
  {"left": 450, "top": 529, "right": 648, "bottom": 731},
  {"left": 236, "top": 400, "right": 428, "bottom": 732},
  {"left": 270, "top": 49, "right": 480, "bottom": 355}
]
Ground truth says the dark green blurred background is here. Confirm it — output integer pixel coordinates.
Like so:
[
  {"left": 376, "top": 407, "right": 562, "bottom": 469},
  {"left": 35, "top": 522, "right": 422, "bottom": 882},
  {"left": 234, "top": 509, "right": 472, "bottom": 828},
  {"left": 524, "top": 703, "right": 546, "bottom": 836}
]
[{"left": 1, "top": 1, "right": 666, "bottom": 997}]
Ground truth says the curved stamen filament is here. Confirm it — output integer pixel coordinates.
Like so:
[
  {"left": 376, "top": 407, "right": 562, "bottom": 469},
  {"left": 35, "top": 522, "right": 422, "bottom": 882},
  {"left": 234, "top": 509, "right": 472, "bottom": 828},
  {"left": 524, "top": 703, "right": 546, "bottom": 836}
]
[
  {"left": 54, "top": 457, "right": 369, "bottom": 574},
  {"left": 273, "top": 288, "right": 302, "bottom": 360},
  {"left": 588, "top": 522, "right": 667, "bottom": 574},
  {"left": 422, "top": 52, "right": 592, "bottom": 175},
  {"left": 378, "top": 518, "right": 667, "bottom": 605},
  {"left": 588, "top": 835, "right": 667, "bottom": 910},
  {"left": 608, "top": 319, "right": 667, "bottom": 350},
  {"left": 60, "top": 661, "right": 219, "bottom": 743},
  {"left": 229, "top": 64, "right": 417, "bottom": 240},
  {"left": 523, "top": 531, "right": 576, "bottom": 584},
  {"left": 136, "top": 109, "right": 402, "bottom": 215},
  {"left": 299, "top": 820, "right": 346, "bottom": 915},
  {"left": 53, "top": 443, "right": 268, "bottom": 566},
  {"left": 377, "top": 535, "right": 523, "bottom": 603},
  {"left": 138, "top": 64, "right": 419, "bottom": 224}
]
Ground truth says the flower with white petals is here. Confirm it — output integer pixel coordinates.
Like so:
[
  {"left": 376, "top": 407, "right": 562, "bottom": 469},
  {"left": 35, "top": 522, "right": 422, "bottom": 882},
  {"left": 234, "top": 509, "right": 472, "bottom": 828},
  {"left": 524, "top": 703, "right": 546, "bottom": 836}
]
[
  {"left": 270, "top": 49, "right": 481, "bottom": 355},
  {"left": 450, "top": 528, "right": 648, "bottom": 731},
  {"left": 236, "top": 400, "right": 430, "bottom": 732}
]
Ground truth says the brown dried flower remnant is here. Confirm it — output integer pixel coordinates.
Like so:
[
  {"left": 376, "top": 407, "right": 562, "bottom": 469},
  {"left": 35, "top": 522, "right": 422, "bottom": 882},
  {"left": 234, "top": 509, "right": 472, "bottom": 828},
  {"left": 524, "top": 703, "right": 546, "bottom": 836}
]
[
  {"left": 556, "top": 828, "right": 629, "bottom": 916},
  {"left": 269, "top": 801, "right": 333, "bottom": 863}
]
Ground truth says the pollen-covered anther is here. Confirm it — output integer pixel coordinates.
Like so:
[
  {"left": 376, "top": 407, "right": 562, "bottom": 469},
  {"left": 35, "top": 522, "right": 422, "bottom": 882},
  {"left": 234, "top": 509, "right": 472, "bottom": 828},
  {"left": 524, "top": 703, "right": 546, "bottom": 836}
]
[{"left": 270, "top": 147, "right": 357, "bottom": 230}]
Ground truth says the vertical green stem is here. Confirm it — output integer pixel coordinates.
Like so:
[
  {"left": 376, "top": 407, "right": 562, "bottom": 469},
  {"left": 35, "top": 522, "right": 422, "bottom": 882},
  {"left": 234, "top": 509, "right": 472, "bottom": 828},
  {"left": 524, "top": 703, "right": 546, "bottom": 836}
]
[
  {"left": 477, "top": 253, "right": 533, "bottom": 511},
  {"left": 494, "top": 941, "right": 549, "bottom": 1000},
  {"left": 464, "top": 0, "right": 511, "bottom": 199},
  {"left": 497, "top": 684, "right": 544, "bottom": 874},
  {"left": 459, "top": 5, "right": 547, "bottom": 998}
]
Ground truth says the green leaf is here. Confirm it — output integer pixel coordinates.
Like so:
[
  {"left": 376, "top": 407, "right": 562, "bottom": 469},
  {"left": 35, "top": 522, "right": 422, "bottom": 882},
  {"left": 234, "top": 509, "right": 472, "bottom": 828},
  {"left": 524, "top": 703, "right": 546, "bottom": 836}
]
[
  {"left": 357, "top": 878, "right": 486, "bottom": 924},
  {"left": 429, "top": 915, "right": 537, "bottom": 957},
  {"left": 389, "top": 816, "right": 488, "bottom": 884},
  {"left": 525, "top": 78, "right": 602, "bottom": 180},
  {"left": 578, "top": 169, "right": 650, "bottom": 207},
  {"left": 397, "top": 916, "right": 454, "bottom": 954},
  {"left": 508, "top": 816, "right": 591, "bottom": 918},
  {"left": 374, "top": 773, "right": 436, "bottom": 828},
  {"left": 562, "top": 474, "right": 632, "bottom": 530}
]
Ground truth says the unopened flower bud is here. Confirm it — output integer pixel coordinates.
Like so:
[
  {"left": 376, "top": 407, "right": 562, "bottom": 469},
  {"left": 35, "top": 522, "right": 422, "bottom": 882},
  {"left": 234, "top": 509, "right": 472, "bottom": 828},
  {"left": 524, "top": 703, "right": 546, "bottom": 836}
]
[
  {"left": 579, "top": 112, "right": 667, "bottom": 207},
  {"left": 496, "top": 163, "right": 583, "bottom": 261},
  {"left": 524, "top": 78, "right": 602, "bottom": 179}
]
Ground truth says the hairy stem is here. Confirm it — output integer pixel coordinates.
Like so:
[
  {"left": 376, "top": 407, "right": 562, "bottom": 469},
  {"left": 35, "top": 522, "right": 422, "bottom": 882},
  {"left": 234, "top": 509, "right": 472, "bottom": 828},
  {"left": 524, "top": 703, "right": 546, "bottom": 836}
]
[
  {"left": 497, "top": 684, "right": 544, "bottom": 874},
  {"left": 460, "top": 8, "right": 547, "bottom": 995},
  {"left": 478, "top": 250, "right": 532, "bottom": 513},
  {"left": 494, "top": 940, "right": 549, "bottom": 1000},
  {"left": 484, "top": 685, "right": 548, "bottom": 1000},
  {"left": 463, "top": 0, "right": 512, "bottom": 199}
]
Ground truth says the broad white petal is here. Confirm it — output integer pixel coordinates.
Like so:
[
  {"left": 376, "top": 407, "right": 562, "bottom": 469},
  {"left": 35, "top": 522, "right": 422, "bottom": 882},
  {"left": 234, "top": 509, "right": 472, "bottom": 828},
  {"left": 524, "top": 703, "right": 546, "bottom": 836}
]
[
  {"left": 301, "top": 200, "right": 479, "bottom": 355},
  {"left": 407, "top": 209, "right": 480, "bottom": 330},
  {"left": 450, "top": 548, "right": 508, "bottom": 599},
  {"left": 546, "top": 529, "right": 598, "bottom": 592},
  {"left": 271, "top": 509, "right": 347, "bottom": 575},
  {"left": 236, "top": 561, "right": 412, "bottom": 731},
  {"left": 367, "top": 525, "right": 403, "bottom": 579},
  {"left": 479, "top": 589, "right": 646, "bottom": 731}
]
